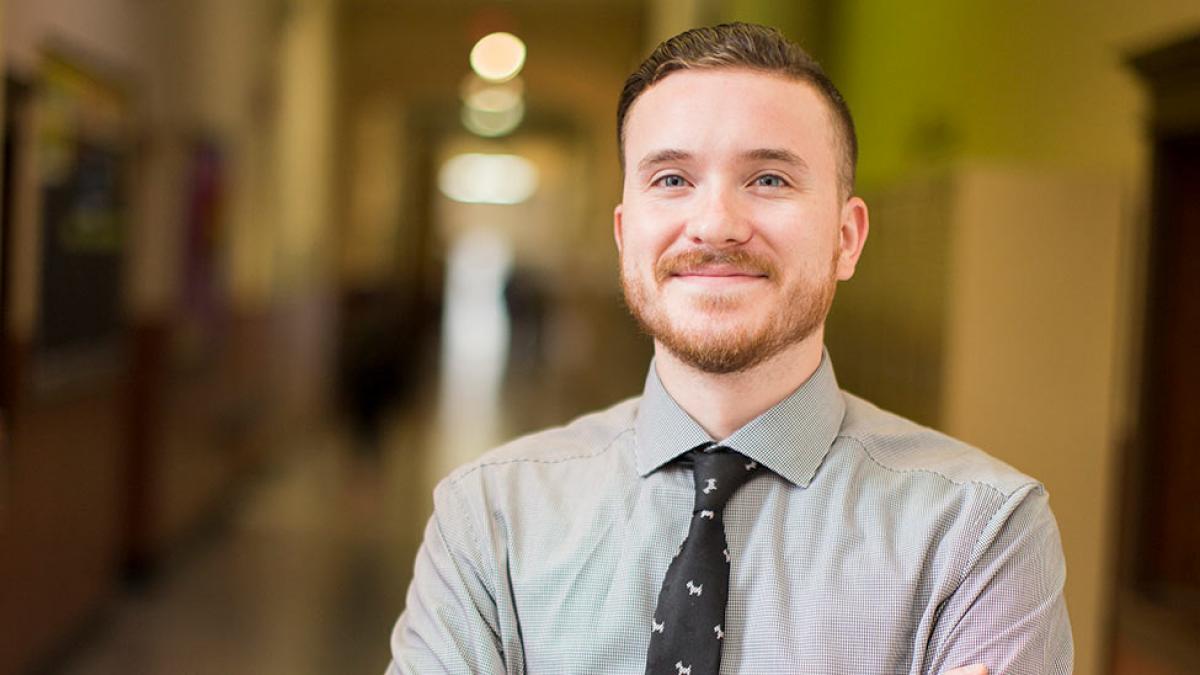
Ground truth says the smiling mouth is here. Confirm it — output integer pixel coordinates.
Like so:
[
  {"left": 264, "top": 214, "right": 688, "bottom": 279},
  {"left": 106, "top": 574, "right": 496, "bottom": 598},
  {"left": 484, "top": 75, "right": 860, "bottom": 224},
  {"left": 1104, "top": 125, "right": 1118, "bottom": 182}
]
[
  {"left": 668, "top": 273, "right": 768, "bottom": 291},
  {"left": 672, "top": 264, "right": 769, "bottom": 279}
]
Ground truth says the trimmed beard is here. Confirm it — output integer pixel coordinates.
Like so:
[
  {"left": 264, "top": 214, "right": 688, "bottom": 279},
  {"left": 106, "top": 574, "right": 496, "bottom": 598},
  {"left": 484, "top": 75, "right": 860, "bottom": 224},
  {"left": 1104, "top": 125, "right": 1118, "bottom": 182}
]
[{"left": 620, "top": 248, "right": 837, "bottom": 374}]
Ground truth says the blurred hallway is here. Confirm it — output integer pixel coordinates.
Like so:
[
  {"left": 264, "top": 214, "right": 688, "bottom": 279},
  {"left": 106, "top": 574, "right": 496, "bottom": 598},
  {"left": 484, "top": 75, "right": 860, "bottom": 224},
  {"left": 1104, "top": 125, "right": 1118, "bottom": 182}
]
[{"left": 3, "top": 1, "right": 1200, "bottom": 674}]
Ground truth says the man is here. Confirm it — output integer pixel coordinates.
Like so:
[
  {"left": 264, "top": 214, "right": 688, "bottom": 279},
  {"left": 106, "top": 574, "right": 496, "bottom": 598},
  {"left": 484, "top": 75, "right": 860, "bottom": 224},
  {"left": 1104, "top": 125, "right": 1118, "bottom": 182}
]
[{"left": 388, "top": 23, "right": 1071, "bottom": 675}]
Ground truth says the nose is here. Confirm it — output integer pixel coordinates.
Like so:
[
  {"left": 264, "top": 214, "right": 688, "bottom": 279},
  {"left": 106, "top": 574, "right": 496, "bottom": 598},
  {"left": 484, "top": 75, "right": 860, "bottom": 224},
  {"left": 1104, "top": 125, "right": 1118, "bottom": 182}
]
[{"left": 684, "top": 185, "right": 752, "bottom": 247}]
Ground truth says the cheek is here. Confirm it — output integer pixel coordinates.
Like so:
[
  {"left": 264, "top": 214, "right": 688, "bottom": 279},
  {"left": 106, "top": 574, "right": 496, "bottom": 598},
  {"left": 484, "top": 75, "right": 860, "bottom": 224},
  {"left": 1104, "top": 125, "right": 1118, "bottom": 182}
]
[
  {"left": 619, "top": 214, "right": 673, "bottom": 265},
  {"left": 764, "top": 231, "right": 840, "bottom": 278},
  {"left": 754, "top": 209, "right": 828, "bottom": 251},
  {"left": 618, "top": 233, "right": 659, "bottom": 282},
  {"left": 772, "top": 200, "right": 840, "bottom": 239}
]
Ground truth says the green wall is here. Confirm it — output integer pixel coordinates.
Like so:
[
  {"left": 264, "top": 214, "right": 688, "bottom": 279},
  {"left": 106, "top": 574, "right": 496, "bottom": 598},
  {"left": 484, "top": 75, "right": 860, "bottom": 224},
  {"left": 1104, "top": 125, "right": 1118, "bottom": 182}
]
[{"left": 831, "top": 0, "right": 1200, "bottom": 189}]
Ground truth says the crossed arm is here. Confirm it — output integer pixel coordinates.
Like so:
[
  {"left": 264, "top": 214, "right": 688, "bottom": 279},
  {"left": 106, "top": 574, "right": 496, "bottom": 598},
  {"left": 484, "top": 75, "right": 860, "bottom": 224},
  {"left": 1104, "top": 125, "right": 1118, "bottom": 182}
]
[{"left": 388, "top": 481, "right": 1070, "bottom": 673}]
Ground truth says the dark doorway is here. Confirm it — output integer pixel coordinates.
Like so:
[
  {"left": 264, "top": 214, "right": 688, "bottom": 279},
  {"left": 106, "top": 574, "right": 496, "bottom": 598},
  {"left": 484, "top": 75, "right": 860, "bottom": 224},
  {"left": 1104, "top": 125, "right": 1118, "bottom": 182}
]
[
  {"left": 2, "top": 78, "right": 30, "bottom": 403},
  {"left": 1136, "top": 132, "right": 1200, "bottom": 606},
  {"left": 1116, "top": 33, "right": 1200, "bottom": 675}
]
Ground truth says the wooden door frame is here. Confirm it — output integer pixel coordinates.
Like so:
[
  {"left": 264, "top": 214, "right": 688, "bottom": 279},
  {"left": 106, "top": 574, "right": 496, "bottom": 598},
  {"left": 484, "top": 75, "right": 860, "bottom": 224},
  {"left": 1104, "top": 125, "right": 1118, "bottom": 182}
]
[{"left": 1116, "top": 30, "right": 1200, "bottom": 672}]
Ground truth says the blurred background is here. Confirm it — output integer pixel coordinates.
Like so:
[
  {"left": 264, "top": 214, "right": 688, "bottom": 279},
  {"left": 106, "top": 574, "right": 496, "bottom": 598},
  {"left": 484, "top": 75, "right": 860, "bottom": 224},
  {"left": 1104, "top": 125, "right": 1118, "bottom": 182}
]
[{"left": 0, "top": 0, "right": 1197, "bottom": 673}]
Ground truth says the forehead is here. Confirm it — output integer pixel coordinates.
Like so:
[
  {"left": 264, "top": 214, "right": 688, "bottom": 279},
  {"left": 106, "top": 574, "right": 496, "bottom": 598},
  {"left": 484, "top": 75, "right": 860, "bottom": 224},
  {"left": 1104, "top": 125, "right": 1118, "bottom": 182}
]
[{"left": 623, "top": 68, "right": 838, "bottom": 172}]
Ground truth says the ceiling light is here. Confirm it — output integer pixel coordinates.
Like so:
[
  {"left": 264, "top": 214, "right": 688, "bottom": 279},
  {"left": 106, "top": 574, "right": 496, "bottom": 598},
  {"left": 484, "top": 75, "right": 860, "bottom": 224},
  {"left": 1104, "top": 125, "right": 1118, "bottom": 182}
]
[
  {"left": 461, "top": 75, "right": 524, "bottom": 113},
  {"left": 469, "top": 32, "right": 527, "bottom": 83},
  {"left": 438, "top": 153, "right": 539, "bottom": 205},
  {"left": 461, "top": 99, "right": 525, "bottom": 138}
]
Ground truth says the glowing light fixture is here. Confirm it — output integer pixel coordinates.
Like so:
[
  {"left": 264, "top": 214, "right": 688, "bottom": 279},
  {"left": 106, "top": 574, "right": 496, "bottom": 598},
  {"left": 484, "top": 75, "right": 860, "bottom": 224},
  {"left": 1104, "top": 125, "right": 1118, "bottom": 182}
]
[
  {"left": 461, "top": 99, "right": 525, "bottom": 137},
  {"left": 469, "top": 32, "right": 527, "bottom": 82},
  {"left": 460, "top": 74, "right": 525, "bottom": 137},
  {"left": 438, "top": 153, "right": 539, "bottom": 205},
  {"left": 462, "top": 75, "right": 524, "bottom": 113}
]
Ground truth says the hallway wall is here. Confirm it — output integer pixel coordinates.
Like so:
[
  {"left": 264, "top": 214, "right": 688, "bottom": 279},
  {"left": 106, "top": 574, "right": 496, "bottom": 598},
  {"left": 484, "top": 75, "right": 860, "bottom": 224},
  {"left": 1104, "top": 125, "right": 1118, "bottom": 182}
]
[
  {"left": 2, "top": 2, "right": 159, "bottom": 671},
  {"left": 0, "top": 1, "right": 339, "bottom": 672},
  {"left": 824, "top": 3, "right": 1200, "bottom": 674}
]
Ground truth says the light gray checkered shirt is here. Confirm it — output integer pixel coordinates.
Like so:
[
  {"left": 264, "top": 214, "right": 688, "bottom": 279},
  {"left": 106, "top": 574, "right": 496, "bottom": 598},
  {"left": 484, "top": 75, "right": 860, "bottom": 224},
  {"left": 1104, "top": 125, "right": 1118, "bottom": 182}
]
[{"left": 388, "top": 353, "right": 1073, "bottom": 674}]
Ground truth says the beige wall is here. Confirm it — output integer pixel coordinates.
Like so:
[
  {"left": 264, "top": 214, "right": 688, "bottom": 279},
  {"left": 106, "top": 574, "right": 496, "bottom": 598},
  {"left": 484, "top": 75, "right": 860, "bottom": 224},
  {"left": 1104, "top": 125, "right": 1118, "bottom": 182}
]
[
  {"left": 940, "top": 165, "right": 1129, "bottom": 675},
  {"left": 342, "top": 96, "right": 405, "bottom": 289},
  {"left": 3, "top": 0, "right": 147, "bottom": 76},
  {"left": 275, "top": 0, "right": 336, "bottom": 296}
]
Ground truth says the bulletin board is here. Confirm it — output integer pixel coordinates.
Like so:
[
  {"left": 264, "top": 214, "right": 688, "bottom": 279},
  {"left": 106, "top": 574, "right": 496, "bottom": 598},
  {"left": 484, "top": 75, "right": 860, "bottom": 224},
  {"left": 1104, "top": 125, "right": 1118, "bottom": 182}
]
[{"left": 32, "top": 52, "right": 131, "bottom": 390}]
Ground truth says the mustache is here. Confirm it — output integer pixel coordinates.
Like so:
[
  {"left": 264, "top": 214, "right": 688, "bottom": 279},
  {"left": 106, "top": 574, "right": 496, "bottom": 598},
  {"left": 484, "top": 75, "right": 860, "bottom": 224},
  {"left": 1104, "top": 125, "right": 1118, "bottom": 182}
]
[{"left": 655, "top": 249, "right": 777, "bottom": 283}]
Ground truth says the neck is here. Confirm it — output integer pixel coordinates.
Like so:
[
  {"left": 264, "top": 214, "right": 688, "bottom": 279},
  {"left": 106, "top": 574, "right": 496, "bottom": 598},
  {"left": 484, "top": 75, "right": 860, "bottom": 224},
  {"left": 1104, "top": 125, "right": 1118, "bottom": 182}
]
[{"left": 653, "top": 329, "right": 826, "bottom": 440}]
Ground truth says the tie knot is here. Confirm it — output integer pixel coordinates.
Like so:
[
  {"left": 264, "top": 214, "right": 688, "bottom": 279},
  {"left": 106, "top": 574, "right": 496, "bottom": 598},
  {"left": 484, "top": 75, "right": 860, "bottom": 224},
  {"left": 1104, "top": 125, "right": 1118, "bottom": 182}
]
[{"left": 689, "top": 446, "right": 759, "bottom": 511}]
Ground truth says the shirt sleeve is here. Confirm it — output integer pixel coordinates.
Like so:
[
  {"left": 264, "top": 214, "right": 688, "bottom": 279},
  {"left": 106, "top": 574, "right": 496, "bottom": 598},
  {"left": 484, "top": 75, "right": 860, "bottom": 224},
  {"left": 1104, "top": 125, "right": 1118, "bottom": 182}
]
[
  {"left": 386, "top": 479, "right": 508, "bottom": 675},
  {"left": 923, "top": 483, "right": 1074, "bottom": 675}
]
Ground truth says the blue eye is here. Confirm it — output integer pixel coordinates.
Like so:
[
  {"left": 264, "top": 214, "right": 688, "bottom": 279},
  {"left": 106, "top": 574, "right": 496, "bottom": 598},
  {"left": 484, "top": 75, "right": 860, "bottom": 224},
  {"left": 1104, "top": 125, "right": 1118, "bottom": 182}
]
[
  {"left": 755, "top": 174, "right": 786, "bottom": 187},
  {"left": 656, "top": 174, "right": 687, "bottom": 188}
]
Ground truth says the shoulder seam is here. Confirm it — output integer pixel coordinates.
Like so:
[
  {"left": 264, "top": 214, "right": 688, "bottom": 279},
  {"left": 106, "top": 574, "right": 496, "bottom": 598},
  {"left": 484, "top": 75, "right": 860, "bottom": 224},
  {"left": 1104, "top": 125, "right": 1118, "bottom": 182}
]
[
  {"left": 438, "top": 476, "right": 500, "bottom": 601},
  {"left": 447, "top": 426, "right": 636, "bottom": 485},
  {"left": 837, "top": 432, "right": 1039, "bottom": 500}
]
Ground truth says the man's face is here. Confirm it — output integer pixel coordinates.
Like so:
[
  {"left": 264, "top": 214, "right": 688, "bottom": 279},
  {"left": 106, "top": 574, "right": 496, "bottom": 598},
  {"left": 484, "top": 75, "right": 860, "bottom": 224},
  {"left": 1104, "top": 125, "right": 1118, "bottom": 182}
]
[{"left": 615, "top": 68, "right": 867, "bottom": 374}]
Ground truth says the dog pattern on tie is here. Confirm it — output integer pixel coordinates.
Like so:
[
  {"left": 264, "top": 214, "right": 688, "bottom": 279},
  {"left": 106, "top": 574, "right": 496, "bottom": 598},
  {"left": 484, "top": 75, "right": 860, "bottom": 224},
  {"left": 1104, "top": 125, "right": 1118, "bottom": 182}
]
[{"left": 645, "top": 447, "right": 761, "bottom": 675}]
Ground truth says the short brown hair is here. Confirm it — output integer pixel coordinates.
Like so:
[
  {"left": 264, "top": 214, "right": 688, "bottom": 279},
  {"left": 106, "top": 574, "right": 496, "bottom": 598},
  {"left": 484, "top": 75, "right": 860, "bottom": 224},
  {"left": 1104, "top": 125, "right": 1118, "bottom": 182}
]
[{"left": 617, "top": 22, "right": 857, "bottom": 195}]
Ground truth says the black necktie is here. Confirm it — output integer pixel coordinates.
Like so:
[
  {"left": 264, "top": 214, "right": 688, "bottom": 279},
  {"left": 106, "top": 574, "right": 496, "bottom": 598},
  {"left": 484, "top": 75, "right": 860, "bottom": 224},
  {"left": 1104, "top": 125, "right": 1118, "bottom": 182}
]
[{"left": 645, "top": 445, "right": 760, "bottom": 675}]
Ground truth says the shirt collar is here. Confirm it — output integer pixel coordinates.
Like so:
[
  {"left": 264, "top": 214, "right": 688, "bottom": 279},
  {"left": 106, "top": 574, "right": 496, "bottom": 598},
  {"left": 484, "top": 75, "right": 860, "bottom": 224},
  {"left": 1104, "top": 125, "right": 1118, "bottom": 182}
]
[{"left": 634, "top": 350, "right": 846, "bottom": 488}]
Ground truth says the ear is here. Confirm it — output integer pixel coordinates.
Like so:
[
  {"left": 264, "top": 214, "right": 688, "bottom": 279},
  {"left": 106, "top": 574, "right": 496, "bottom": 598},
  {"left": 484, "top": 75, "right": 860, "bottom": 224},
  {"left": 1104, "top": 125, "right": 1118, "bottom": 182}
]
[
  {"left": 835, "top": 196, "right": 869, "bottom": 281},
  {"left": 613, "top": 203, "right": 625, "bottom": 255}
]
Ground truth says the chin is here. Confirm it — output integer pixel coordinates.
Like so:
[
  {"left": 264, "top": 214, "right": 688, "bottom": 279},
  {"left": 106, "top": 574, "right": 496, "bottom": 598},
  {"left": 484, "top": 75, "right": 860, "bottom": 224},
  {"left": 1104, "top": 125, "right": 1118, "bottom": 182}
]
[
  {"left": 664, "top": 337, "right": 779, "bottom": 375},
  {"left": 669, "top": 306, "right": 767, "bottom": 334},
  {"left": 667, "top": 289, "right": 761, "bottom": 313}
]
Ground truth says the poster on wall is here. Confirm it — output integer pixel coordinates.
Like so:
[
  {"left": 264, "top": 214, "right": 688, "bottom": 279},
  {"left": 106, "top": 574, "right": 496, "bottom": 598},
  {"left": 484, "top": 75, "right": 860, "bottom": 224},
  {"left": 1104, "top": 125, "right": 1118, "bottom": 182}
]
[
  {"left": 33, "top": 53, "right": 131, "bottom": 391},
  {"left": 174, "top": 138, "right": 227, "bottom": 375}
]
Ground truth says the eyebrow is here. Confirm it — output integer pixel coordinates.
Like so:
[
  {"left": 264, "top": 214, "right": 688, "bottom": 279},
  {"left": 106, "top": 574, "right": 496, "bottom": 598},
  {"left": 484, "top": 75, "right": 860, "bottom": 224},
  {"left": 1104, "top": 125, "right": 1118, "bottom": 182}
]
[
  {"left": 742, "top": 148, "right": 810, "bottom": 172},
  {"left": 635, "top": 147, "right": 811, "bottom": 175},
  {"left": 636, "top": 149, "right": 693, "bottom": 175}
]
